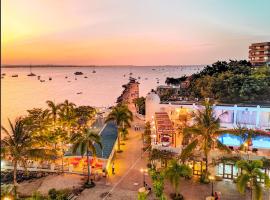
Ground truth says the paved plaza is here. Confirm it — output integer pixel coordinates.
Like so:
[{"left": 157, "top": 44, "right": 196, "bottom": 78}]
[{"left": 16, "top": 116, "right": 270, "bottom": 199}]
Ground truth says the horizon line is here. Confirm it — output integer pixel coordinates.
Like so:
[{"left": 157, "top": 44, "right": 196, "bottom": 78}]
[{"left": 1, "top": 64, "right": 208, "bottom": 68}]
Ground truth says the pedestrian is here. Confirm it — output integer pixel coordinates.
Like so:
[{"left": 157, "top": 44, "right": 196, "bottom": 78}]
[
  {"left": 214, "top": 192, "right": 220, "bottom": 200},
  {"left": 112, "top": 162, "right": 115, "bottom": 175}
]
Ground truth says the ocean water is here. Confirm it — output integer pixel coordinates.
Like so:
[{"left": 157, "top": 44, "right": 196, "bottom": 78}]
[{"left": 1, "top": 65, "right": 203, "bottom": 130}]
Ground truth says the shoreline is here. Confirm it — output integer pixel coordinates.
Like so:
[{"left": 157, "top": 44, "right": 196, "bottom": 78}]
[{"left": 1, "top": 64, "right": 206, "bottom": 68}]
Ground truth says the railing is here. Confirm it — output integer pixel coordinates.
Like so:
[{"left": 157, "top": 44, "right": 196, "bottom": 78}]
[{"left": 152, "top": 144, "right": 182, "bottom": 154}]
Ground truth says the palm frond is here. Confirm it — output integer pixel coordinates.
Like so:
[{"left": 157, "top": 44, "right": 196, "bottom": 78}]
[
  {"left": 236, "top": 174, "right": 250, "bottom": 194},
  {"left": 254, "top": 182, "right": 263, "bottom": 200},
  {"left": 216, "top": 140, "right": 231, "bottom": 153},
  {"left": 179, "top": 139, "right": 198, "bottom": 161}
]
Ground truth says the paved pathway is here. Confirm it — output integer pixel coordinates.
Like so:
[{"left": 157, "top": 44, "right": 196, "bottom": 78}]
[{"left": 22, "top": 116, "right": 267, "bottom": 200}]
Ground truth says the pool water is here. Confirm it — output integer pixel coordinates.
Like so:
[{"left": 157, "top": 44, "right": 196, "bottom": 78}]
[{"left": 218, "top": 134, "right": 270, "bottom": 149}]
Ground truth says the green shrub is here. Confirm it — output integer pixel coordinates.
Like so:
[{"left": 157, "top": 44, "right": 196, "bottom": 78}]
[
  {"left": 137, "top": 192, "right": 147, "bottom": 200},
  {"left": 199, "top": 171, "right": 210, "bottom": 184},
  {"left": 48, "top": 188, "right": 70, "bottom": 200},
  {"left": 31, "top": 191, "right": 46, "bottom": 200}
]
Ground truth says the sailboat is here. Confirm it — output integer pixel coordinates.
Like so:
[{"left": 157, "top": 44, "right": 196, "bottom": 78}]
[
  {"left": 27, "top": 65, "right": 36, "bottom": 76},
  {"left": 92, "top": 66, "right": 96, "bottom": 73}
]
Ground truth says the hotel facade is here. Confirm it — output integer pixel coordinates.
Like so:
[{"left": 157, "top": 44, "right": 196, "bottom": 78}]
[
  {"left": 249, "top": 42, "right": 270, "bottom": 66},
  {"left": 145, "top": 91, "right": 270, "bottom": 180}
]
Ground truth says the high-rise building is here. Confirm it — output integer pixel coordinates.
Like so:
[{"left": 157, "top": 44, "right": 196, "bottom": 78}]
[{"left": 249, "top": 42, "right": 270, "bottom": 66}]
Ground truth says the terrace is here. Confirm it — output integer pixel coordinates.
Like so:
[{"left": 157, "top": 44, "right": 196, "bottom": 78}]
[
  {"left": 154, "top": 112, "right": 176, "bottom": 148},
  {"left": 1, "top": 121, "right": 118, "bottom": 178}
]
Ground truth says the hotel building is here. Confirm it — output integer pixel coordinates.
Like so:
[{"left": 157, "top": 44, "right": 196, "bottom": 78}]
[
  {"left": 146, "top": 91, "right": 270, "bottom": 179},
  {"left": 249, "top": 42, "right": 270, "bottom": 66}
]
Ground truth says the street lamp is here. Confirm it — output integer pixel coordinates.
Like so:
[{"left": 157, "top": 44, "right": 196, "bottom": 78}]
[
  {"left": 208, "top": 175, "right": 215, "bottom": 196},
  {"left": 140, "top": 168, "right": 148, "bottom": 187},
  {"left": 153, "top": 135, "right": 157, "bottom": 145}
]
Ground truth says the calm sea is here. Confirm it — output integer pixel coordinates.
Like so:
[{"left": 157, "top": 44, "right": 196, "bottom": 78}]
[{"left": 1, "top": 66, "right": 203, "bottom": 130}]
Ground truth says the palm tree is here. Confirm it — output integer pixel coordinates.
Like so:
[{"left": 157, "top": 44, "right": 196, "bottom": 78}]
[
  {"left": 1, "top": 118, "right": 55, "bottom": 185},
  {"left": 165, "top": 160, "right": 192, "bottom": 197},
  {"left": 58, "top": 100, "right": 77, "bottom": 135},
  {"left": 74, "top": 106, "right": 96, "bottom": 127},
  {"left": 46, "top": 100, "right": 60, "bottom": 125},
  {"left": 180, "top": 101, "right": 230, "bottom": 174},
  {"left": 71, "top": 128, "right": 102, "bottom": 184},
  {"left": 236, "top": 160, "right": 270, "bottom": 200},
  {"left": 59, "top": 100, "right": 76, "bottom": 116},
  {"left": 119, "top": 126, "right": 128, "bottom": 140},
  {"left": 24, "top": 108, "right": 51, "bottom": 136},
  {"left": 105, "top": 104, "right": 133, "bottom": 152},
  {"left": 0, "top": 184, "right": 15, "bottom": 198}
]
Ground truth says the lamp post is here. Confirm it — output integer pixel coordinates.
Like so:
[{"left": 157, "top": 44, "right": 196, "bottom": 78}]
[
  {"left": 153, "top": 135, "right": 157, "bottom": 145},
  {"left": 140, "top": 168, "right": 148, "bottom": 187},
  {"left": 208, "top": 175, "right": 215, "bottom": 197}
]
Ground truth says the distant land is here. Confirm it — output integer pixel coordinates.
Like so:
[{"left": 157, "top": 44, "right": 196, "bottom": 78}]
[{"left": 1, "top": 64, "right": 206, "bottom": 68}]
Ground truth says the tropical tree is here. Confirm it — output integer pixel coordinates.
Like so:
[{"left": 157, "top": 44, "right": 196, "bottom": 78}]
[
  {"left": 1, "top": 118, "right": 55, "bottom": 185},
  {"left": 180, "top": 101, "right": 231, "bottom": 174},
  {"left": 58, "top": 100, "right": 77, "bottom": 132},
  {"left": 134, "top": 97, "right": 146, "bottom": 115},
  {"left": 165, "top": 160, "right": 192, "bottom": 198},
  {"left": 71, "top": 128, "right": 102, "bottom": 185},
  {"left": 1, "top": 184, "right": 15, "bottom": 199},
  {"left": 74, "top": 106, "right": 96, "bottom": 127},
  {"left": 149, "top": 168, "right": 166, "bottom": 200},
  {"left": 119, "top": 126, "right": 129, "bottom": 140},
  {"left": 105, "top": 104, "right": 133, "bottom": 152},
  {"left": 49, "top": 127, "right": 69, "bottom": 172},
  {"left": 46, "top": 100, "right": 60, "bottom": 125},
  {"left": 137, "top": 191, "right": 148, "bottom": 200},
  {"left": 143, "top": 122, "right": 152, "bottom": 150},
  {"left": 236, "top": 160, "right": 270, "bottom": 200},
  {"left": 23, "top": 108, "right": 52, "bottom": 146}
]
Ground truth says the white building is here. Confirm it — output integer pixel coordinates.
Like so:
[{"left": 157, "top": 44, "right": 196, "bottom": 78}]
[{"left": 146, "top": 91, "right": 270, "bottom": 131}]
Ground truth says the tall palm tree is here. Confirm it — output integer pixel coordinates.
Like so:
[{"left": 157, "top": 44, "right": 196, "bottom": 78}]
[
  {"left": 71, "top": 129, "right": 102, "bottom": 184},
  {"left": 46, "top": 100, "right": 60, "bottom": 125},
  {"left": 165, "top": 160, "right": 192, "bottom": 197},
  {"left": 236, "top": 160, "right": 270, "bottom": 200},
  {"left": 1, "top": 118, "right": 55, "bottom": 185},
  {"left": 180, "top": 101, "right": 230, "bottom": 173},
  {"left": 105, "top": 104, "right": 133, "bottom": 152},
  {"left": 58, "top": 100, "right": 77, "bottom": 133},
  {"left": 59, "top": 100, "right": 76, "bottom": 115},
  {"left": 24, "top": 108, "right": 51, "bottom": 135}
]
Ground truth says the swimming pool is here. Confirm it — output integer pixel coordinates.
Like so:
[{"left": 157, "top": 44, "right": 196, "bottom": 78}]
[{"left": 218, "top": 134, "right": 270, "bottom": 149}]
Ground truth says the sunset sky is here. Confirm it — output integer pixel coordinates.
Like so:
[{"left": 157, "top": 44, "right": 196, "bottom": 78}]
[{"left": 2, "top": 0, "right": 270, "bottom": 65}]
